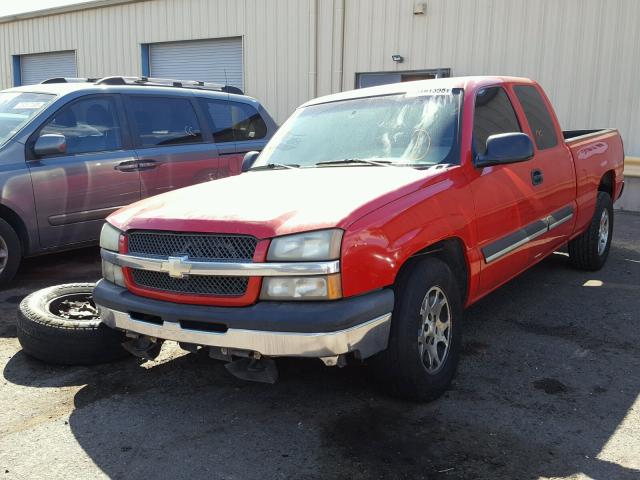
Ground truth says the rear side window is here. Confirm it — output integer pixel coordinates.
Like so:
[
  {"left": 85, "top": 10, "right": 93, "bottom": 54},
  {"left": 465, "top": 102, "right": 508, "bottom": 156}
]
[
  {"left": 40, "top": 96, "right": 123, "bottom": 155},
  {"left": 473, "top": 87, "right": 521, "bottom": 155},
  {"left": 230, "top": 102, "right": 268, "bottom": 141},
  {"left": 514, "top": 85, "right": 558, "bottom": 150},
  {"left": 130, "top": 96, "right": 202, "bottom": 147},
  {"left": 199, "top": 99, "right": 268, "bottom": 143}
]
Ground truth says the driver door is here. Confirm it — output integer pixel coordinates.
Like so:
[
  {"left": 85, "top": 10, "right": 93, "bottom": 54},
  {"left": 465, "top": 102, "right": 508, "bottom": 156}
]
[
  {"left": 27, "top": 94, "right": 140, "bottom": 249},
  {"left": 467, "top": 86, "right": 545, "bottom": 294}
]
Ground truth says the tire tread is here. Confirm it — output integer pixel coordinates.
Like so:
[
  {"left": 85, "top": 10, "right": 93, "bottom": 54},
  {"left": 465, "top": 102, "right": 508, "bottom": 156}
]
[{"left": 17, "top": 283, "right": 130, "bottom": 365}]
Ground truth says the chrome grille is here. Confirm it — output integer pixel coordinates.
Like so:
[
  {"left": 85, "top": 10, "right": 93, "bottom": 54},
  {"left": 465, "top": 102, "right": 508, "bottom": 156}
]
[
  {"left": 131, "top": 269, "right": 249, "bottom": 296},
  {"left": 127, "top": 231, "right": 257, "bottom": 261}
]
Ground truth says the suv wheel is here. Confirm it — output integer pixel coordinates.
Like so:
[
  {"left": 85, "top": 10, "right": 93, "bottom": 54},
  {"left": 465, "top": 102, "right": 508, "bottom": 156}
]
[
  {"left": 0, "top": 218, "right": 21, "bottom": 288},
  {"left": 370, "top": 257, "right": 462, "bottom": 402}
]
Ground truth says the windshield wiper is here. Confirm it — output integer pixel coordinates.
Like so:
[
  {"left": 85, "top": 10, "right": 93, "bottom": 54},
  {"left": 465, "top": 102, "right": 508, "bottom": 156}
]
[
  {"left": 250, "top": 163, "right": 300, "bottom": 171},
  {"left": 315, "top": 158, "right": 395, "bottom": 167}
]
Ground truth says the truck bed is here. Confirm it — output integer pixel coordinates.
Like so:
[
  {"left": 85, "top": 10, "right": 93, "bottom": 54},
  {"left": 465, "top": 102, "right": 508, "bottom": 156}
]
[
  {"left": 563, "top": 129, "right": 616, "bottom": 143},
  {"left": 563, "top": 128, "right": 625, "bottom": 235}
]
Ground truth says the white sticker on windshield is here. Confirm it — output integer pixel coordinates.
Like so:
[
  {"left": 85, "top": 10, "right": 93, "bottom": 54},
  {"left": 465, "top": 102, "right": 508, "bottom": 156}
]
[
  {"left": 405, "top": 88, "right": 453, "bottom": 98},
  {"left": 14, "top": 101, "right": 46, "bottom": 109}
]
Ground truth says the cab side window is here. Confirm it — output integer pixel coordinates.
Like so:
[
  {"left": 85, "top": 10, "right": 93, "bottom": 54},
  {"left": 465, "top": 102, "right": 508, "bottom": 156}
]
[
  {"left": 514, "top": 85, "right": 558, "bottom": 150},
  {"left": 40, "top": 96, "right": 123, "bottom": 155},
  {"left": 199, "top": 98, "right": 268, "bottom": 143},
  {"left": 473, "top": 87, "right": 521, "bottom": 155}
]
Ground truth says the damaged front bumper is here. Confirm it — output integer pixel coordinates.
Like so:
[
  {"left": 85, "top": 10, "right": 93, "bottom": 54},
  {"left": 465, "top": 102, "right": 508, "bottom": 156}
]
[{"left": 93, "top": 280, "right": 393, "bottom": 361}]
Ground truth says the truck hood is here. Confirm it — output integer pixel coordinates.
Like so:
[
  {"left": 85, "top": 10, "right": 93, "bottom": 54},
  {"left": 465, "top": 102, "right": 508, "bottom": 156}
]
[{"left": 108, "top": 166, "right": 449, "bottom": 238}]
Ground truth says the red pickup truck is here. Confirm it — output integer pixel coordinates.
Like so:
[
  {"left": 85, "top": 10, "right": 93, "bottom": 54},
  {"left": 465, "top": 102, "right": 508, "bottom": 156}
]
[{"left": 93, "top": 76, "right": 624, "bottom": 400}]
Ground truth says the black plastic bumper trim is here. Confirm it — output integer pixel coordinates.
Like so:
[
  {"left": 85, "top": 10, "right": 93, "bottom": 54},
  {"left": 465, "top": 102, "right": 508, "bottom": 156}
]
[{"left": 93, "top": 280, "right": 394, "bottom": 334}]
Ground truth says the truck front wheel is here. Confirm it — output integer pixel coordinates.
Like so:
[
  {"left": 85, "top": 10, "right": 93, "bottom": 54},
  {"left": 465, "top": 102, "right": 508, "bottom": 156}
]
[
  {"left": 568, "top": 191, "right": 613, "bottom": 271},
  {"left": 370, "top": 257, "right": 462, "bottom": 402}
]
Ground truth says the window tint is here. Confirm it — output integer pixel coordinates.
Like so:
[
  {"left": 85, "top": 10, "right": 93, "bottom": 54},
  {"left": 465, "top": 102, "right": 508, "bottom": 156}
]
[
  {"left": 473, "top": 87, "right": 521, "bottom": 155},
  {"left": 130, "top": 96, "right": 202, "bottom": 147},
  {"left": 230, "top": 102, "right": 267, "bottom": 141},
  {"left": 199, "top": 99, "right": 233, "bottom": 143},
  {"left": 199, "top": 99, "right": 267, "bottom": 143},
  {"left": 40, "top": 96, "right": 122, "bottom": 155},
  {"left": 514, "top": 85, "right": 558, "bottom": 150}
]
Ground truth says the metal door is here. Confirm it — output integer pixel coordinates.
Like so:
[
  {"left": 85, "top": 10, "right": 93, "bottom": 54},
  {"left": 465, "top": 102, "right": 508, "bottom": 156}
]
[
  {"left": 21, "top": 51, "right": 76, "bottom": 85},
  {"left": 150, "top": 38, "right": 243, "bottom": 91}
]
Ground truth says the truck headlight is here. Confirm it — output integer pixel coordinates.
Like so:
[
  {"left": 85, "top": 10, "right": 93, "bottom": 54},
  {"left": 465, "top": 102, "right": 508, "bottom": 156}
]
[
  {"left": 100, "top": 222, "right": 125, "bottom": 287},
  {"left": 100, "top": 222, "right": 122, "bottom": 252},
  {"left": 260, "top": 274, "right": 342, "bottom": 300},
  {"left": 267, "top": 229, "right": 343, "bottom": 261}
]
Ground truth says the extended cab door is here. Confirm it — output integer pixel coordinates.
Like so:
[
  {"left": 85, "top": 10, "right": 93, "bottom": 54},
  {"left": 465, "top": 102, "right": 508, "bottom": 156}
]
[
  {"left": 467, "top": 86, "right": 546, "bottom": 294},
  {"left": 511, "top": 84, "right": 576, "bottom": 259},
  {"left": 125, "top": 94, "right": 221, "bottom": 198},
  {"left": 26, "top": 94, "right": 140, "bottom": 249}
]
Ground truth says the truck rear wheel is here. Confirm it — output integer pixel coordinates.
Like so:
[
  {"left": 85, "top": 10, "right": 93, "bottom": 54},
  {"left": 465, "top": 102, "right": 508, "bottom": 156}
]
[
  {"left": 17, "top": 283, "right": 131, "bottom": 365},
  {"left": 568, "top": 192, "right": 613, "bottom": 271},
  {"left": 0, "top": 218, "right": 21, "bottom": 288},
  {"left": 370, "top": 257, "right": 462, "bottom": 402}
]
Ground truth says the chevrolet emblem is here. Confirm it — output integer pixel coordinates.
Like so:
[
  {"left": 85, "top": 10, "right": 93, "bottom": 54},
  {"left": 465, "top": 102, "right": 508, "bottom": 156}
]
[{"left": 161, "top": 255, "right": 192, "bottom": 279}]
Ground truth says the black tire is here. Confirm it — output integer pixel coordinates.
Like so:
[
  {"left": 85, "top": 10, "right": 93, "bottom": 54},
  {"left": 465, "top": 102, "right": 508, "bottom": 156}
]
[
  {"left": 0, "top": 217, "right": 22, "bottom": 288},
  {"left": 17, "top": 283, "right": 130, "bottom": 365},
  {"left": 369, "top": 257, "right": 463, "bottom": 402},
  {"left": 568, "top": 192, "right": 613, "bottom": 271}
]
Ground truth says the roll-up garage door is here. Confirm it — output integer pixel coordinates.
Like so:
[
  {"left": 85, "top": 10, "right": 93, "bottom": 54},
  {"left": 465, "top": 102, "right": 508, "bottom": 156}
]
[
  {"left": 21, "top": 51, "right": 77, "bottom": 85},
  {"left": 149, "top": 38, "right": 243, "bottom": 91}
]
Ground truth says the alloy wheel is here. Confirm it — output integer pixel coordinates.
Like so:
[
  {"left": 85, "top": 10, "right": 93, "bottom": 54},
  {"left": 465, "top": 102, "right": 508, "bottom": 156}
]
[
  {"left": 598, "top": 209, "right": 610, "bottom": 256},
  {"left": 418, "top": 286, "right": 452, "bottom": 374}
]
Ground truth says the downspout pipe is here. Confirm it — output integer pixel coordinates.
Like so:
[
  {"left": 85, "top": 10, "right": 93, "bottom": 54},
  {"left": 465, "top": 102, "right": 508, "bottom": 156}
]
[
  {"left": 308, "top": 0, "right": 318, "bottom": 99},
  {"left": 332, "top": 0, "right": 345, "bottom": 93}
]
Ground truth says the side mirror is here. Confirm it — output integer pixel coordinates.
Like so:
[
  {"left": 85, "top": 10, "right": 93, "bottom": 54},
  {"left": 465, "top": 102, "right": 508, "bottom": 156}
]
[
  {"left": 475, "top": 132, "right": 533, "bottom": 168},
  {"left": 34, "top": 134, "right": 67, "bottom": 157},
  {"left": 241, "top": 151, "right": 260, "bottom": 172}
]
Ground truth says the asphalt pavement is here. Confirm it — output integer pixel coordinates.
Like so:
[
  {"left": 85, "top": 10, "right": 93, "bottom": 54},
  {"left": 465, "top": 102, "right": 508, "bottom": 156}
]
[{"left": 1, "top": 212, "right": 639, "bottom": 479}]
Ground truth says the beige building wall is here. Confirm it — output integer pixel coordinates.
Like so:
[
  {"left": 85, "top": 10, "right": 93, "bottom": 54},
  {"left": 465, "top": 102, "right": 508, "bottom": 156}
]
[
  {"left": 334, "top": 0, "right": 640, "bottom": 157},
  {"left": 0, "top": 0, "right": 318, "bottom": 123},
  {"left": 0, "top": 0, "right": 638, "bottom": 158}
]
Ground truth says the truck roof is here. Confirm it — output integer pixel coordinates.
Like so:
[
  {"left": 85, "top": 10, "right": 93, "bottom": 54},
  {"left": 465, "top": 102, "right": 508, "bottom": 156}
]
[{"left": 302, "top": 75, "right": 537, "bottom": 108}]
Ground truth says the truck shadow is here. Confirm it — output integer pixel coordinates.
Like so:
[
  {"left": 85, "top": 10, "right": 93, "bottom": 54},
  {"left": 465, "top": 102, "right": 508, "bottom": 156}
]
[{"left": 3, "top": 218, "right": 640, "bottom": 479}]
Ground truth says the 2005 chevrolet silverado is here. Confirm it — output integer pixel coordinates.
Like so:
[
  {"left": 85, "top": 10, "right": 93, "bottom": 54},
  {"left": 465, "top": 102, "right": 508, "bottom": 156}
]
[{"left": 93, "top": 76, "right": 624, "bottom": 400}]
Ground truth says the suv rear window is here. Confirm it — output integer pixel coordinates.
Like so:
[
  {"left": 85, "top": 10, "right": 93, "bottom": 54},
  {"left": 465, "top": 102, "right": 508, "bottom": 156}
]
[
  {"left": 199, "top": 99, "right": 267, "bottom": 143},
  {"left": 514, "top": 85, "right": 558, "bottom": 150},
  {"left": 130, "top": 96, "right": 203, "bottom": 147},
  {"left": 473, "top": 87, "right": 521, "bottom": 155}
]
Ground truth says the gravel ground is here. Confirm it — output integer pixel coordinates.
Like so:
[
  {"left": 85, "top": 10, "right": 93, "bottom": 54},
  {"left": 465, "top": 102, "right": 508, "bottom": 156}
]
[{"left": 1, "top": 212, "right": 639, "bottom": 480}]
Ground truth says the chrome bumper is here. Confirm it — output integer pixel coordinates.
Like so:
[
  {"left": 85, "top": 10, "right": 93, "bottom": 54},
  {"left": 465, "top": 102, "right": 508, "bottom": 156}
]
[{"left": 99, "top": 306, "right": 391, "bottom": 359}]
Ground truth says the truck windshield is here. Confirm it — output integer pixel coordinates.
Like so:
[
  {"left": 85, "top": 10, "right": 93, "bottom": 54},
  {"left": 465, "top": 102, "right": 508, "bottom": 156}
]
[
  {"left": 255, "top": 88, "right": 463, "bottom": 168},
  {"left": 0, "top": 92, "right": 55, "bottom": 146}
]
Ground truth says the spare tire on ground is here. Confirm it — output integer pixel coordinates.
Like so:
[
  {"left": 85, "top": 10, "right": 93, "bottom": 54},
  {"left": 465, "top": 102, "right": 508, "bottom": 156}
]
[{"left": 17, "top": 283, "right": 130, "bottom": 365}]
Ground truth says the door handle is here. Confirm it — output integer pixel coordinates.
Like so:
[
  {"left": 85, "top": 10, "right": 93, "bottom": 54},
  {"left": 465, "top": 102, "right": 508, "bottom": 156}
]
[
  {"left": 115, "top": 160, "right": 139, "bottom": 172},
  {"left": 531, "top": 169, "right": 544, "bottom": 186},
  {"left": 136, "top": 159, "right": 158, "bottom": 171}
]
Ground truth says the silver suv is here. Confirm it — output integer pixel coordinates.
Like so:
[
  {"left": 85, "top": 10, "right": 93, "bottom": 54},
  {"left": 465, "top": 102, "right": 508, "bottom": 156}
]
[{"left": 0, "top": 76, "right": 277, "bottom": 286}]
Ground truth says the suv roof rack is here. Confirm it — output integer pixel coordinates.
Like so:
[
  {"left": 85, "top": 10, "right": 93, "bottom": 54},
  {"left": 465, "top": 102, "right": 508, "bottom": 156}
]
[
  {"left": 39, "top": 75, "right": 243, "bottom": 94},
  {"left": 40, "top": 77, "right": 99, "bottom": 84},
  {"left": 94, "top": 76, "right": 243, "bottom": 94}
]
